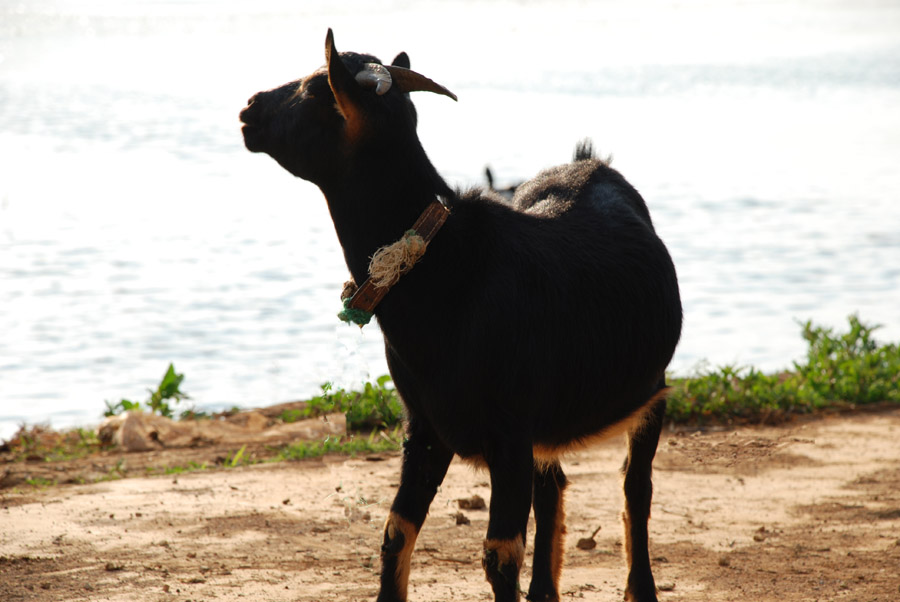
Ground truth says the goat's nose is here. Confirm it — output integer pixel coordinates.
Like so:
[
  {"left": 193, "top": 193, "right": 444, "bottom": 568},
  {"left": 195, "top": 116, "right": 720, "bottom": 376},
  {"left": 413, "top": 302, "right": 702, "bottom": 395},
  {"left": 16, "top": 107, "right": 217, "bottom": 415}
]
[{"left": 239, "top": 99, "right": 256, "bottom": 124}]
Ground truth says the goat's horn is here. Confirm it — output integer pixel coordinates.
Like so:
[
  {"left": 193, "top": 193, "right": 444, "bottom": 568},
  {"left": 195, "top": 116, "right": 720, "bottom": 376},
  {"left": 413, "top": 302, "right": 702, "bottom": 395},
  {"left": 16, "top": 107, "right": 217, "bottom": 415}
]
[
  {"left": 384, "top": 65, "right": 458, "bottom": 101},
  {"left": 356, "top": 63, "right": 393, "bottom": 96}
]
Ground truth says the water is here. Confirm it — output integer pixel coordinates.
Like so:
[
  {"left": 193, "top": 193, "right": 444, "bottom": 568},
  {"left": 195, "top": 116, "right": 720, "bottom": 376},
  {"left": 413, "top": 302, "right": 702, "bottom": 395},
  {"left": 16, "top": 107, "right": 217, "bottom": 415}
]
[{"left": 2, "top": 0, "right": 899, "bottom": 439}]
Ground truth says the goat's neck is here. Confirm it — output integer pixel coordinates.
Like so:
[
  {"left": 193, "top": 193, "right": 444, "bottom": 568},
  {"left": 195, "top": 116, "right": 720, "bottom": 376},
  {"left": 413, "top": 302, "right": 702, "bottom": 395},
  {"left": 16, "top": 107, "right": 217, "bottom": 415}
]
[{"left": 321, "top": 153, "right": 449, "bottom": 285}]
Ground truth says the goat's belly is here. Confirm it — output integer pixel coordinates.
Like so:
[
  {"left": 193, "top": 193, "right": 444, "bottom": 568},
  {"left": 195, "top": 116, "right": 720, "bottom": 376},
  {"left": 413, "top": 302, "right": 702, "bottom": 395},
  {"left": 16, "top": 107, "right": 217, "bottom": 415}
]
[
  {"left": 454, "top": 389, "right": 664, "bottom": 470},
  {"left": 533, "top": 388, "right": 664, "bottom": 461}
]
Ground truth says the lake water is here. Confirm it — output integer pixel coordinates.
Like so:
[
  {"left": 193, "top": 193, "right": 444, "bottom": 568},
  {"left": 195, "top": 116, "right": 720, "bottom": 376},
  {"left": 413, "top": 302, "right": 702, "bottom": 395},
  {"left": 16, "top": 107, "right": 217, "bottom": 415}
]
[{"left": 2, "top": 0, "right": 899, "bottom": 440}]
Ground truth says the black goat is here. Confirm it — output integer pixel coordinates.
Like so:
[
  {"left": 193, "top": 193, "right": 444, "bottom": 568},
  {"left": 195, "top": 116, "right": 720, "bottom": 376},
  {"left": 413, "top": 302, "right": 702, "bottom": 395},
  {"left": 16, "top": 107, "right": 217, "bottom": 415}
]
[{"left": 240, "top": 30, "right": 682, "bottom": 602}]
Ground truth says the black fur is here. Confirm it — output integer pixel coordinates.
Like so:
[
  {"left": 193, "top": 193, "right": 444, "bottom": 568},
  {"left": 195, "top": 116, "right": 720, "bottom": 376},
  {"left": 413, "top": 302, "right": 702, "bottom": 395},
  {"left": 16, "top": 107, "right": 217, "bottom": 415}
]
[{"left": 240, "top": 31, "right": 682, "bottom": 602}]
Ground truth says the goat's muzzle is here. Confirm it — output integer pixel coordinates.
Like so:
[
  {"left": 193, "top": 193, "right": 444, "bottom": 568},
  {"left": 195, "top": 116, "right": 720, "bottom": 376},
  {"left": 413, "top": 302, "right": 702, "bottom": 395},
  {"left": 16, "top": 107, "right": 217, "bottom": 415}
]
[{"left": 239, "top": 98, "right": 263, "bottom": 152}]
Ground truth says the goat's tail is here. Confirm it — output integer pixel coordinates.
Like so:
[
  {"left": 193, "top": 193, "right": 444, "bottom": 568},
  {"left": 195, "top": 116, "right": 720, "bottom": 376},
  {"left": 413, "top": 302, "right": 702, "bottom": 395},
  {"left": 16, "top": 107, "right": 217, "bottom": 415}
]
[
  {"left": 573, "top": 138, "right": 613, "bottom": 166},
  {"left": 573, "top": 139, "right": 596, "bottom": 161}
]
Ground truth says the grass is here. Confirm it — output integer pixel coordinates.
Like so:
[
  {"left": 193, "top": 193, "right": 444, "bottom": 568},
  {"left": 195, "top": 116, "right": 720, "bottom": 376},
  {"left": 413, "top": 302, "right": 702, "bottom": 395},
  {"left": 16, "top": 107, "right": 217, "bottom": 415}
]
[
  {"left": 103, "top": 363, "right": 203, "bottom": 419},
  {"left": 0, "top": 426, "right": 102, "bottom": 463},
  {"left": 150, "top": 461, "right": 210, "bottom": 476},
  {"left": 2, "top": 315, "right": 897, "bottom": 484},
  {"left": 275, "top": 429, "right": 403, "bottom": 461},
  {"left": 279, "top": 375, "right": 404, "bottom": 431},
  {"left": 667, "top": 315, "right": 900, "bottom": 425}
]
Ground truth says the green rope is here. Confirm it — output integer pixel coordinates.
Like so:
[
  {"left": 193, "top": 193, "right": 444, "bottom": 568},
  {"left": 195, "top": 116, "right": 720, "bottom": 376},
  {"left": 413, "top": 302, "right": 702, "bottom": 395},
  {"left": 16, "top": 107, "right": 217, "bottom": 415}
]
[{"left": 338, "top": 297, "right": 373, "bottom": 326}]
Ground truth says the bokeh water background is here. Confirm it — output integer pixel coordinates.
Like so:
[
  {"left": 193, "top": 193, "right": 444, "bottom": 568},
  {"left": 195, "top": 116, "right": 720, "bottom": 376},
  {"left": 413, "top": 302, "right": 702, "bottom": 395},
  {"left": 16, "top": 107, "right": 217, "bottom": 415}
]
[{"left": 2, "top": 0, "right": 899, "bottom": 439}]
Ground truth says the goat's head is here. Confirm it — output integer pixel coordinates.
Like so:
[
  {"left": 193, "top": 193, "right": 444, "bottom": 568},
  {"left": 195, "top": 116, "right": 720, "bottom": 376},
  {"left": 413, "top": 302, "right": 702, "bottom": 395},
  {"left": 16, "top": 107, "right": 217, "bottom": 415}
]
[{"left": 240, "top": 29, "right": 456, "bottom": 186}]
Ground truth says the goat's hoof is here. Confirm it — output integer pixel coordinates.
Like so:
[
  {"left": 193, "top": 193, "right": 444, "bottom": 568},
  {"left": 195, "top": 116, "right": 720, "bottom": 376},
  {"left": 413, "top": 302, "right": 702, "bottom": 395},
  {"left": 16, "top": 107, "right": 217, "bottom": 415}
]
[
  {"left": 624, "top": 584, "right": 659, "bottom": 602},
  {"left": 525, "top": 591, "right": 559, "bottom": 602},
  {"left": 482, "top": 550, "right": 521, "bottom": 601}
]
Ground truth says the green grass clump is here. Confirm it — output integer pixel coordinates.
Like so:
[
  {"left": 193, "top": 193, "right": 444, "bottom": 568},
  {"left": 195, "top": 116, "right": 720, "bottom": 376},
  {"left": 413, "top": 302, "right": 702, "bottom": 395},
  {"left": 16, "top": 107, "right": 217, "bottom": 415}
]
[
  {"left": 283, "top": 375, "right": 404, "bottom": 431},
  {"left": 103, "top": 363, "right": 197, "bottom": 419},
  {"left": 1, "top": 426, "right": 101, "bottom": 463},
  {"left": 276, "top": 429, "right": 403, "bottom": 461},
  {"left": 667, "top": 315, "right": 900, "bottom": 425}
]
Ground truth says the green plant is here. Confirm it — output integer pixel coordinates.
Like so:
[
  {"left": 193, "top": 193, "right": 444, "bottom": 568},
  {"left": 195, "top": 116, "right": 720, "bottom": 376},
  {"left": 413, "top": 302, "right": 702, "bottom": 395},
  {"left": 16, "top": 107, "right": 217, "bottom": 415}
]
[
  {"left": 103, "top": 364, "right": 190, "bottom": 418},
  {"left": 275, "top": 428, "right": 403, "bottom": 461},
  {"left": 345, "top": 375, "right": 404, "bottom": 430},
  {"left": 225, "top": 445, "right": 248, "bottom": 467},
  {"left": 155, "top": 461, "right": 209, "bottom": 475},
  {"left": 2, "top": 425, "right": 101, "bottom": 463},
  {"left": 286, "top": 376, "right": 404, "bottom": 431},
  {"left": 667, "top": 315, "right": 900, "bottom": 425},
  {"left": 25, "top": 476, "right": 56, "bottom": 488},
  {"left": 279, "top": 408, "right": 304, "bottom": 424}
]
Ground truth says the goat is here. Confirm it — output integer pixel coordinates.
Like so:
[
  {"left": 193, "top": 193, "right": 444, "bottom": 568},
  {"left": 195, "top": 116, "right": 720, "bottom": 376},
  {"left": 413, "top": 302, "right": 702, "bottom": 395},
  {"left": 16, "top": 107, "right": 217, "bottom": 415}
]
[{"left": 240, "top": 30, "right": 682, "bottom": 602}]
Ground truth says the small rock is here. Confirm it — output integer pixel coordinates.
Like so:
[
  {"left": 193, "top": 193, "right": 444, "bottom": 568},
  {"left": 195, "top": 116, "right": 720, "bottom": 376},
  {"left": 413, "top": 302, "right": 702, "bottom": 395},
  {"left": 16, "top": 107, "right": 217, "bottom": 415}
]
[
  {"left": 457, "top": 495, "right": 486, "bottom": 510},
  {"left": 657, "top": 582, "right": 676, "bottom": 592},
  {"left": 454, "top": 511, "right": 470, "bottom": 525},
  {"left": 576, "top": 525, "right": 603, "bottom": 550}
]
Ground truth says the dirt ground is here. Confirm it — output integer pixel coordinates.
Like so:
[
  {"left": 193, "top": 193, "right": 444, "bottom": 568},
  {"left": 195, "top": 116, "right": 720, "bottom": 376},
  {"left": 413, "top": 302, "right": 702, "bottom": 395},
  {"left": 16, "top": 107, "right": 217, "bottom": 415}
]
[{"left": 2, "top": 408, "right": 899, "bottom": 602}]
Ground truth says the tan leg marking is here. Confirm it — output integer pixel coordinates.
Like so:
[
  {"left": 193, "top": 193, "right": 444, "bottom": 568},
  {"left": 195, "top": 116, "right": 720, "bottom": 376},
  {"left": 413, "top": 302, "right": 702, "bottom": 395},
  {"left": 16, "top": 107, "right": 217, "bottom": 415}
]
[
  {"left": 551, "top": 495, "right": 567, "bottom": 590},
  {"left": 384, "top": 512, "right": 419, "bottom": 601},
  {"left": 483, "top": 534, "right": 526, "bottom": 571},
  {"left": 622, "top": 511, "right": 634, "bottom": 567}
]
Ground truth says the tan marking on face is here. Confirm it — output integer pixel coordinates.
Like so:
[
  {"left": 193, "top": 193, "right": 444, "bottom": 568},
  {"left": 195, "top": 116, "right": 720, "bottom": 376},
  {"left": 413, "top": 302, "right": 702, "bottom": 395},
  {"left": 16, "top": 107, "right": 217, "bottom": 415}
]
[{"left": 384, "top": 512, "right": 419, "bottom": 601}]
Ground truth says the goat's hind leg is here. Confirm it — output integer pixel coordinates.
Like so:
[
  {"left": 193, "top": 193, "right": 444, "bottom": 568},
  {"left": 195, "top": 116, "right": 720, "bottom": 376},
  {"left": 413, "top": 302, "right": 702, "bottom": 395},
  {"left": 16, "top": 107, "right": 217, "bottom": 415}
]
[
  {"left": 376, "top": 416, "right": 453, "bottom": 602},
  {"left": 483, "top": 438, "right": 534, "bottom": 602},
  {"left": 527, "top": 460, "right": 568, "bottom": 602},
  {"left": 621, "top": 385, "right": 668, "bottom": 602}
]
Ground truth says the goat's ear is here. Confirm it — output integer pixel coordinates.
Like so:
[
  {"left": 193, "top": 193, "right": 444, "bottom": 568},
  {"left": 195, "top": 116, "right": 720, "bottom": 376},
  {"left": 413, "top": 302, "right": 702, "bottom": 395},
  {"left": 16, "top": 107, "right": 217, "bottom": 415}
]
[
  {"left": 325, "top": 29, "right": 367, "bottom": 139},
  {"left": 391, "top": 52, "right": 410, "bottom": 69}
]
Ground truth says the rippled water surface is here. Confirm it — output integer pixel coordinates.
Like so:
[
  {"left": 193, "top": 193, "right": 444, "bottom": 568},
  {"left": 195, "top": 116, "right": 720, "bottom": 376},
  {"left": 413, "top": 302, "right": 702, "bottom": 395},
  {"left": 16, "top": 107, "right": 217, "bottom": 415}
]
[{"left": 2, "top": 0, "right": 899, "bottom": 438}]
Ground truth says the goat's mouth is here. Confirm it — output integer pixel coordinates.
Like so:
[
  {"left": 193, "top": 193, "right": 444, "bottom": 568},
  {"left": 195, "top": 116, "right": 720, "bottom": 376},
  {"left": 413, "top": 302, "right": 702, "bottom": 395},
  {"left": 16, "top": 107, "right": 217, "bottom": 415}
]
[
  {"left": 240, "top": 124, "right": 262, "bottom": 153},
  {"left": 239, "top": 106, "right": 263, "bottom": 152}
]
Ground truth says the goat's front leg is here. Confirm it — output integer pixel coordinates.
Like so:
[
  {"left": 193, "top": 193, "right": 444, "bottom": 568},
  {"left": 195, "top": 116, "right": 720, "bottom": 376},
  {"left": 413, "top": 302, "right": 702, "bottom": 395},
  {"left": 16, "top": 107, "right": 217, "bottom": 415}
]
[
  {"left": 527, "top": 460, "right": 568, "bottom": 602},
  {"left": 483, "top": 438, "right": 534, "bottom": 602},
  {"left": 621, "top": 391, "right": 667, "bottom": 602},
  {"left": 376, "top": 417, "right": 453, "bottom": 602}
]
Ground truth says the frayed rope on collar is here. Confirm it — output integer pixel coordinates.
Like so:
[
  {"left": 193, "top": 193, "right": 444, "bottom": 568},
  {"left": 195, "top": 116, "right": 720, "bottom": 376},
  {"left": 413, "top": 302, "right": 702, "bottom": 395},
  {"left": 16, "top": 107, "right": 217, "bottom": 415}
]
[{"left": 338, "top": 200, "right": 450, "bottom": 327}]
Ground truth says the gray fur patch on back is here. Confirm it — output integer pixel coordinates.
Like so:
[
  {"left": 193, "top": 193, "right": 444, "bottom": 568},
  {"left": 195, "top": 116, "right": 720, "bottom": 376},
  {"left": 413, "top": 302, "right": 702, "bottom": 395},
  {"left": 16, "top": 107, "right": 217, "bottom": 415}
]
[
  {"left": 522, "top": 194, "right": 574, "bottom": 218},
  {"left": 512, "top": 159, "right": 604, "bottom": 216}
]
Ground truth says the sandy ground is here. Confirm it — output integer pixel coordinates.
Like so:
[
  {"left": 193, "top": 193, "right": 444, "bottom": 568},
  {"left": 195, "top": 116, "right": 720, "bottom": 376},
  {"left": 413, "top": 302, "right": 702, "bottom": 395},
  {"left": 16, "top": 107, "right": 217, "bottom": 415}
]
[{"left": 2, "top": 408, "right": 899, "bottom": 602}]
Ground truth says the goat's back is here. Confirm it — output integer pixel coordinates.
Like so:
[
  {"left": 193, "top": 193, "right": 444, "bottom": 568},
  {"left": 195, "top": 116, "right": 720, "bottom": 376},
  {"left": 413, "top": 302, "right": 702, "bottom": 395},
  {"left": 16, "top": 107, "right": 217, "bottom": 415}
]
[
  {"left": 380, "top": 159, "right": 681, "bottom": 455},
  {"left": 514, "top": 158, "right": 655, "bottom": 229}
]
